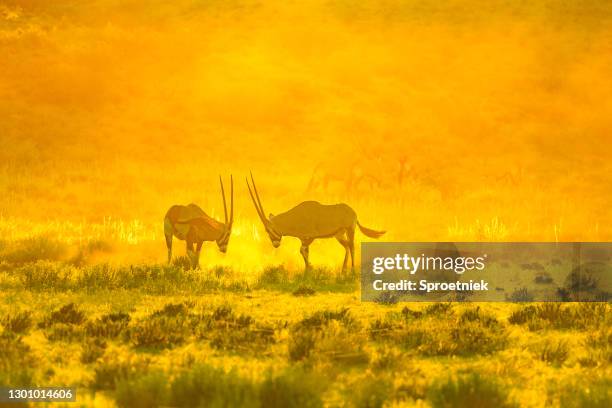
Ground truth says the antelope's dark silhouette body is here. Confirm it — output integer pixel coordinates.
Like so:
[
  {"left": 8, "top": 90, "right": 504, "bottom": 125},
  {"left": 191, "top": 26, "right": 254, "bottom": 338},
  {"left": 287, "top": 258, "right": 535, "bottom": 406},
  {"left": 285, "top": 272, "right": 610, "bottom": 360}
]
[
  {"left": 247, "top": 174, "right": 385, "bottom": 272},
  {"left": 164, "top": 176, "right": 233, "bottom": 268}
]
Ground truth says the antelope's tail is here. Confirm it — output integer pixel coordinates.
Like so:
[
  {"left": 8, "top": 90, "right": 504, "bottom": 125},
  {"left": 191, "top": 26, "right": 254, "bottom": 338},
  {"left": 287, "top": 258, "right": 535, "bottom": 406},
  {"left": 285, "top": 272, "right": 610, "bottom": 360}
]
[
  {"left": 164, "top": 216, "right": 173, "bottom": 250},
  {"left": 356, "top": 220, "right": 386, "bottom": 239}
]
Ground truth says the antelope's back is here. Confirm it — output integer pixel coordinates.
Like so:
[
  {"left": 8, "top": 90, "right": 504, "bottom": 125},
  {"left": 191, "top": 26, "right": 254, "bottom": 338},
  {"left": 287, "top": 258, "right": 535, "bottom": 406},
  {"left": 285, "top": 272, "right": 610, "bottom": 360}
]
[
  {"left": 275, "top": 201, "right": 357, "bottom": 237},
  {"left": 165, "top": 204, "right": 212, "bottom": 240}
]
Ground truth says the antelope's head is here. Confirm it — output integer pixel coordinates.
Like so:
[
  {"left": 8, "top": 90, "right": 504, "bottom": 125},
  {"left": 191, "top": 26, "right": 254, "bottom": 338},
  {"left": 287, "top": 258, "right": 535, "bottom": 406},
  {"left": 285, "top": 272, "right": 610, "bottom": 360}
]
[
  {"left": 246, "top": 173, "right": 282, "bottom": 248},
  {"left": 216, "top": 175, "right": 234, "bottom": 253}
]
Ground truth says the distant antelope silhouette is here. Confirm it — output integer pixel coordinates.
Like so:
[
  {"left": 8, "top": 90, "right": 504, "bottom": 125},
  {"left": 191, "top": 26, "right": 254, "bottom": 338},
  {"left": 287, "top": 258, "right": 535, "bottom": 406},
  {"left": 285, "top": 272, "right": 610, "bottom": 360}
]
[{"left": 164, "top": 176, "right": 233, "bottom": 268}]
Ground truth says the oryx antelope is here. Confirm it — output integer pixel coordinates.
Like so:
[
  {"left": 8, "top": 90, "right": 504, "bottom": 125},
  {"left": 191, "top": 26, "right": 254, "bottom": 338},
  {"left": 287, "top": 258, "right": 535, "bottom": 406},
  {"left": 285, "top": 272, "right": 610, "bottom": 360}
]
[
  {"left": 247, "top": 173, "right": 385, "bottom": 272},
  {"left": 164, "top": 176, "right": 233, "bottom": 268}
]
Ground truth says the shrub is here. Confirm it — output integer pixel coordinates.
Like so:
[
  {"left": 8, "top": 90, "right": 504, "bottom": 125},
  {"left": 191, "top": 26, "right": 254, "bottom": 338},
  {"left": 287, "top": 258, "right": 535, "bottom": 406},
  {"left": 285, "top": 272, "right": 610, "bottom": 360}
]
[
  {"left": 424, "top": 303, "right": 454, "bottom": 316},
  {"left": 451, "top": 320, "right": 508, "bottom": 356},
  {"left": 562, "top": 262, "right": 611, "bottom": 301},
  {"left": 428, "top": 373, "right": 516, "bottom": 408},
  {"left": 295, "top": 308, "right": 358, "bottom": 331},
  {"left": 81, "top": 338, "right": 107, "bottom": 364},
  {"left": 44, "top": 323, "right": 85, "bottom": 342},
  {"left": 508, "top": 303, "right": 609, "bottom": 331},
  {"left": 41, "top": 303, "right": 86, "bottom": 326},
  {"left": 1, "top": 311, "right": 32, "bottom": 334},
  {"left": 197, "top": 306, "right": 275, "bottom": 353},
  {"left": 374, "top": 291, "right": 400, "bottom": 304},
  {"left": 507, "top": 288, "right": 534, "bottom": 302},
  {"left": 258, "top": 265, "right": 290, "bottom": 286},
  {"left": 459, "top": 307, "right": 499, "bottom": 328},
  {"left": 289, "top": 309, "right": 366, "bottom": 364},
  {"left": 401, "top": 306, "right": 423, "bottom": 320},
  {"left": 385, "top": 308, "right": 507, "bottom": 357},
  {"left": 539, "top": 341, "right": 569, "bottom": 366},
  {"left": 130, "top": 316, "right": 189, "bottom": 349},
  {"left": 129, "top": 302, "right": 200, "bottom": 349},
  {"left": 508, "top": 305, "right": 537, "bottom": 325},
  {"left": 86, "top": 312, "right": 131, "bottom": 339},
  {"left": 152, "top": 302, "right": 193, "bottom": 318},
  {"left": 171, "top": 255, "right": 192, "bottom": 270},
  {"left": 368, "top": 319, "right": 396, "bottom": 341},
  {"left": 293, "top": 285, "right": 316, "bottom": 297},
  {"left": 18, "top": 261, "right": 74, "bottom": 290}
]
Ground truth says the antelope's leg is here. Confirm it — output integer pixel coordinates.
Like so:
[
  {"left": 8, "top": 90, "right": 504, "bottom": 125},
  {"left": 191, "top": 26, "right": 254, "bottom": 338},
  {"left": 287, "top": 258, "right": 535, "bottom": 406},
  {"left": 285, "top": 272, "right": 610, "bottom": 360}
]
[
  {"left": 335, "top": 231, "right": 350, "bottom": 272},
  {"left": 195, "top": 241, "right": 203, "bottom": 269},
  {"left": 347, "top": 226, "right": 355, "bottom": 273},
  {"left": 164, "top": 218, "right": 173, "bottom": 263},
  {"left": 300, "top": 239, "right": 313, "bottom": 271},
  {"left": 165, "top": 235, "right": 173, "bottom": 263},
  {"left": 186, "top": 239, "right": 195, "bottom": 268}
]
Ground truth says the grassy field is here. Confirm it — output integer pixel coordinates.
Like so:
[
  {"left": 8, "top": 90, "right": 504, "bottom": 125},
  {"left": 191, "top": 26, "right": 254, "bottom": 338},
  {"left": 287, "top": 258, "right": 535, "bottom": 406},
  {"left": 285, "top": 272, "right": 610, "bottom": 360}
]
[
  {"left": 0, "top": 235, "right": 610, "bottom": 407},
  {"left": 1, "top": 1, "right": 611, "bottom": 407}
]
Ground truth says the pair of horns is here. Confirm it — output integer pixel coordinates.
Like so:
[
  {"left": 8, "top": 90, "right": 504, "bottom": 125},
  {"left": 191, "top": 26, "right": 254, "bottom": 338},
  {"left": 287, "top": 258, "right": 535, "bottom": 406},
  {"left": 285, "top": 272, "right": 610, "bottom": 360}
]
[
  {"left": 219, "top": 175, "right": 234, "bottom": 226},
  {"left": 246, "top": 172, "right": 267, "bottom": 225}
]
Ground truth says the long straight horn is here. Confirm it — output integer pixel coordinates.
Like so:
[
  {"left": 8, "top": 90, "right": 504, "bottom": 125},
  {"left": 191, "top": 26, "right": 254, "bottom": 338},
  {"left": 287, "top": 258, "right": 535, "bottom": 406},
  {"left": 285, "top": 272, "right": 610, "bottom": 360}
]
[
  {"left": 229, "top": 175, "right": 234, "bottom": 226},
  {"left": 220, "top": 175, "right": 228, "bottom": 224},
  {"left": 246, "top": 176, "right": 266, "bottom": 222},
  {"left": 249, "top": 172, "right": 266, "bottom": 216}
]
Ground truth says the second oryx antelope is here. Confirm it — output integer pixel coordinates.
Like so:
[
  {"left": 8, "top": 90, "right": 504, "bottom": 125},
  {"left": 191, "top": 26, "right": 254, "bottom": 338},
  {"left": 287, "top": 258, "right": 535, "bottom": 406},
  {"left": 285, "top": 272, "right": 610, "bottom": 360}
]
[
  {"left": 164, "top": 176, "right": 233, "bottom": 268},
  {"left": 246, "top": 173, "right": 385, "bottom": 272}
]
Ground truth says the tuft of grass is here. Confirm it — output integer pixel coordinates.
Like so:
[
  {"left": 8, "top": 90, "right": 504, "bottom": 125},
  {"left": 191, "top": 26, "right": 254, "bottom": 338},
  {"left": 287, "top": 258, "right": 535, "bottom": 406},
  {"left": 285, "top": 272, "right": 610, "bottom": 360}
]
[
  {"left": 507, "top": 287, "right": 534, "bottom": 302},
  {"left": 81, "top": 338, "right": 107, "bottom": 364},
  {"left": 373, "top": 307, "right": 507, "bottom": 357},
  {"left": 539, "top": 340, "right": 570, "bottom": 366},
  {"left": 1, "top": 311, "right": 32, "bottom": 334},
  {"left": 130, "top": 316, "right": 189, "bottom": 349},
  {"left": 152, "top": 301, "right": 193, "bottom": 318},
  {"left": 86, "top": 312, "right": 131, "bottom": 339},
  {"left": 258, "top": 265, "right": 290, "bottom": 285},
  {"left": 289, "top": 308, "right": 367, "bottom": 364},
  {"left": 12, "top": 262, "right": 250, "bottom": 294},
  {"left": 508, "top": 303, "right": 609, "bottom": 331},
  {"left": 171, "top": 255, "right": 192, "bottom": 270},
  {"left": 41, "top": 303, "right": 86, "bottom": 326},
  {"left": 428, "top": 373, "right": 516, "bottom": 408},
  {"left": 424, "top": 303, "right": 454, "bottom": 316},
  {"left": 292, "top": 285, "right": 316, "bottom": 297},
  {"left": 197, "top": 305, "right": 276, "bottom": 354}
]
